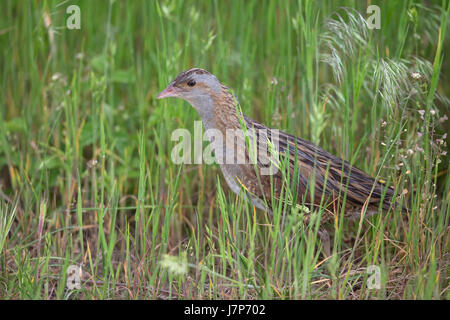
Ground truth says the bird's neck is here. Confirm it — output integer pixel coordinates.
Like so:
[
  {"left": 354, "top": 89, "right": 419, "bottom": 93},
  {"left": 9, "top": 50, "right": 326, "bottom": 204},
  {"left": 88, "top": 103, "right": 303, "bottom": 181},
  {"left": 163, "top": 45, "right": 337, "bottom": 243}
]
[
  {"left": 198, "top": 89, "right": 251, "bottom": 170},
  {"left": 211, "top": 90, "right": 243, "bottom": 132},
  {"left": 190, "top": 88, "right": 243, "bottom": 132}
]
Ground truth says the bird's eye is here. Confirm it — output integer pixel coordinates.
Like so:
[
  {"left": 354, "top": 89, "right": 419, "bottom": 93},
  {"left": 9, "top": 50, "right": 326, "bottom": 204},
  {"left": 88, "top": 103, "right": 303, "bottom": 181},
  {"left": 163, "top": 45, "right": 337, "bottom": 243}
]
[{"left": 187, "top": 80, "right": 196, "bottom": 87}]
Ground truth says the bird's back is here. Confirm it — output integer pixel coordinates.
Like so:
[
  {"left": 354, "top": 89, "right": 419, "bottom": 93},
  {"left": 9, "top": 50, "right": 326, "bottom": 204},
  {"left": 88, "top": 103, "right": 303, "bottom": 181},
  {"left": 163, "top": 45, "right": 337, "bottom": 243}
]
[{"left": 241, "top": 115, "right": 398, "bottom": 217}]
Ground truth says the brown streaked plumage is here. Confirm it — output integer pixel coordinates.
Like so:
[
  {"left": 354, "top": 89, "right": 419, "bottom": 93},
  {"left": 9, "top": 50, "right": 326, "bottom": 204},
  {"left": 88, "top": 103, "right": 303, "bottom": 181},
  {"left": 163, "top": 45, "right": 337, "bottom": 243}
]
[{"left": 157, "top": 68, "right": 401, "bottom": 222}]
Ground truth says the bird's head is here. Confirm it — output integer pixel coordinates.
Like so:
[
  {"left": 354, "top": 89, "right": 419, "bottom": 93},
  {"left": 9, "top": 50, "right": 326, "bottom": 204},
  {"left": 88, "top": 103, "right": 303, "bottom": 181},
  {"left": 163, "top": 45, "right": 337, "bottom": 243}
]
[{"left": 157, "top": 68, "right": 225, "bottom": 112}]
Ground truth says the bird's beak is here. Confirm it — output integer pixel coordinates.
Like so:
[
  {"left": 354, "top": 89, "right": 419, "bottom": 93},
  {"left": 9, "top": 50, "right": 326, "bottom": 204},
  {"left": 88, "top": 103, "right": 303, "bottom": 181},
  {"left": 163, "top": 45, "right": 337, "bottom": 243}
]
[{"left": 156, "top": 84, "right": 179, "bottom": 99}]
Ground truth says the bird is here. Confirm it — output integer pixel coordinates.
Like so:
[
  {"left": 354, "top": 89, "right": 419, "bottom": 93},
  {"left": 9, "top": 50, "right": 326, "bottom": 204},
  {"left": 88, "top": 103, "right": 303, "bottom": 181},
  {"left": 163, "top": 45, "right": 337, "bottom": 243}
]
[{"left": 157, "top": 68, "right": 400, "bottom": 224}]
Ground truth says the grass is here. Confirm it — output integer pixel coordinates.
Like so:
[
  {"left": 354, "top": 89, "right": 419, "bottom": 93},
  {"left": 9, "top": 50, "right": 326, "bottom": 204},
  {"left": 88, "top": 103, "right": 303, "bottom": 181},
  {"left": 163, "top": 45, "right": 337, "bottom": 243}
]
[{"left": 0, "top": 0, "right": 449, "bottom": 299}]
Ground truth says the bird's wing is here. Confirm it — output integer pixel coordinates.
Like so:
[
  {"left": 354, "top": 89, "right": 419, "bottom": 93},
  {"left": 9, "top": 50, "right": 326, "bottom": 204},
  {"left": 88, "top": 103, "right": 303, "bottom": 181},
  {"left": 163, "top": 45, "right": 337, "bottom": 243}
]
[{"left": 244, "top": 115, "right": 397, "bottom": 211}]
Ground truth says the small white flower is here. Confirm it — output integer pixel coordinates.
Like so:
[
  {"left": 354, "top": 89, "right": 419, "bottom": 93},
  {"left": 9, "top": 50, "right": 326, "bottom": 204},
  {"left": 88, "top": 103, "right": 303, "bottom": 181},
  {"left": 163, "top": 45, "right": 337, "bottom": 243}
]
[
  {"left": 87, "top": 159, "right": 98, "bottom": 168},
  {"left": 410, "top": 72, "right": 421, "bottom": 79},
  {"left": 418, "top": 110, "right": 425, "bottom": 119},
  {"left": 51, "top": 73, "right": 62, "bottom": 81}
]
